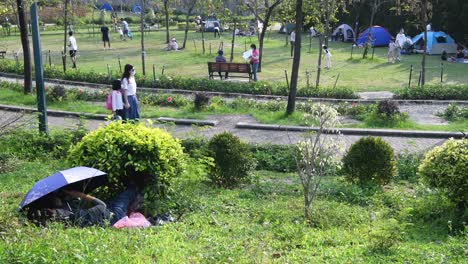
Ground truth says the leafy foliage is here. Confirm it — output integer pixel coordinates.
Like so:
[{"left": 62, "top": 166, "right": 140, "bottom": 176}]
[
  {"left": 342, "top": 137, "right": 397, "bottom": 186},
  {"left": 208, "top": 132, "right": 256, "bottom": 188},
  {"left": 46, "top": 85, "right": 67, "bottom": 102},
  {"left": 67, "top": 122, "right": 186, "bottom": 213},
  {"left": 419, "top": 139, "right": 468, "bottom": 206},
  {"left": 394, "top": 84, "right": 468, "bottom": 100},
  {"left": 377, "top": 100, "right": 400, "bottom": 117},
  {"left": 193, "top": 92, "right": 211, "bottom": 111},
  {"left": 438, "top": 104, "right": 468, "bottom": 121},
  {"left": 396, "top": 152, "right": 421, "bottom": 182}
]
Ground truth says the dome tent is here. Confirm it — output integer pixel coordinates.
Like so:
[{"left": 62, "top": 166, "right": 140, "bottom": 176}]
[
  {"left": 412, "top": 31, "right": 457, "bottom": 55},
  {"left": 99, "top": 3, "right": 113, "bottom": 11},
  {"left": 332, "top": 24, "right": 355, "bottom": 42},
  {"left": 357, "top": 26, "right": 392, "bottom": 47}
]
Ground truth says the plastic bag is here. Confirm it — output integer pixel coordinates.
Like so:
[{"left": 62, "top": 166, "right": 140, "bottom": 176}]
[{"left": 113, "top": 212, "right": 151, "bottom": 229}]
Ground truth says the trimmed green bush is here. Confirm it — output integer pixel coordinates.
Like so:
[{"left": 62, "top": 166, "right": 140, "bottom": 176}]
[
  {"left": 67, "top": 122, "right": 186, "bottom": 213},
  {"left": 418, "top": 139, "right": 468, "bottom": 208},
  {"left": 438, "top": 104, "right": 468, "bottom": 121},
  {"left": 0, "top": 60, "right": 357, "bottom": 99},
  {"left": 394, "top": 84, "right": 468, "bottom": 100},
  {"left": 208, "top": 132, "right": 256, "bottom": 188},
  {"left": 342, "top": 136, "right": 397, "bottom": 186}
]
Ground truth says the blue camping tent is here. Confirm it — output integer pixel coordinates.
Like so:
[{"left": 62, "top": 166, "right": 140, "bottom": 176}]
[
  {"left": 99, "top": 3, "right": 113, "bottom": 11},
  {"left": 357, "top": 26, "right": 392, "bottom": 47},
  {"left": 132, "top": 5, "right": 142, "bottom": 14},
  {"left": 411, "top": 31, "right": 457, "bottom": 55}
]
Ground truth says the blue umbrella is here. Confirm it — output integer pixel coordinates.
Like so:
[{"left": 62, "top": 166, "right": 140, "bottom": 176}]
[{"left": 18, "top": 166, "right": 107, "bottom": 211}]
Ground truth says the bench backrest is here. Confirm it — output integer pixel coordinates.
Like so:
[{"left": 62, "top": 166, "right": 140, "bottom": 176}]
[{"left": 208, "top": 62, "right": 251, "bottom": 73}]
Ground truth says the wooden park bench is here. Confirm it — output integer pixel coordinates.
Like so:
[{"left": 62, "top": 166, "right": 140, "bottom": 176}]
[{"left": 208, "top": 62, "right": 252, "bottom": 81}]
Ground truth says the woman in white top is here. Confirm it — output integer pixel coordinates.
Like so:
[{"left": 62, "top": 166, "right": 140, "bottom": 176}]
[{"left": 121, "top": 64, "right": 140, "bottom": 120}]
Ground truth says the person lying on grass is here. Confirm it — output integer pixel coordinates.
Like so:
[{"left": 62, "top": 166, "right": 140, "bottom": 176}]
[{"left": 27, "top": 187, "right": 141, "bottom": 227}]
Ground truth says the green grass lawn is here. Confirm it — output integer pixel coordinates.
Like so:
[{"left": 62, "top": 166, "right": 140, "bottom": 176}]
[
  {"left": 0, "top": 158, "right": 465, "bottom": 263},
  {"left": 1, "top": 27, "right": 467, "bottom": 91}
]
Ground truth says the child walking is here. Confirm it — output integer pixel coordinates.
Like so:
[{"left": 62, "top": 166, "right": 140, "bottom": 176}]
[
  {"left": 111, "top": 79, "right": 124, "bottom": 120},
  {"left": 322, "top": 45, "right": 332, "bottom": 69}
]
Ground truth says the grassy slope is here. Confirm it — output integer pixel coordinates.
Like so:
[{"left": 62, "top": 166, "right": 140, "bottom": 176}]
[
  {"left": 1, "top": 28, "right": 467, "bottom": 91},
  {"left": 0, "top": 160, "right": 465, "bottom": 263}
]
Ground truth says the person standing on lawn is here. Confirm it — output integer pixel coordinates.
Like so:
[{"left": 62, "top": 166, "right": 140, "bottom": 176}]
[
  {"left": 290, "top": 30, "right": 296, "bottom": 57},
  {"left": 395, "top": 29, "right": 406, "bottom": 62},
  {"left": 322, "top": 45, "right": 332, "bottom": 69},
  {"left": 121, "top": 64, "right": 140, "bottom": 120},
  {"left": 101, "top": 24, "right": 111, "bottom": 49},
  {"left": 68, "top": 31, "right": 78, "bottom": 68},
  {"left": 111, "top": 79, "right": 124, "bottom": 120},
  {"left": 249, "top": 44, "right": 260, "bottom": 81},
  {"left": 121, "top": 18, "right": 129, "bottom": 40}
]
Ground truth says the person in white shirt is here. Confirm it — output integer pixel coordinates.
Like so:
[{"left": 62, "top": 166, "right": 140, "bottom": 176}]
[
  {"left": 309, "top": 26, "right": 316, "bottom": 37},
  {"left": 290, "top": 30, "right": 296, "bottom": 57},
  {"left": 388, "top": 40, "right": 397, "bottom": 63},
  {"left": 121, "top": 64, "right": 140, "bottom": 120},
  {"left": 111, "top": 79, "right": 124, "bottom": 120},
  {"left": 426, "top": 23, "right": 432, "bottom": 32},
  {"left": 395, "top": 29, "right": 406, "bottom": 61},
  {"left": 322, "top": 45, "right": 332, "bottom": 69},
  {"left": 68, "top": 31, "right": 78, "bottom": 68}
]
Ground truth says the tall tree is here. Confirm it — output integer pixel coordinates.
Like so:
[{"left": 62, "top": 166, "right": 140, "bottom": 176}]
[
  {"left": 63, "top": 0, "right": 68, "bottom": 71},
  {"left": 140, "top": 0, "right": 146, "bottom": 75},
  {"left": 163, "top": 0, "right": 170, "bottom": 43},
  {"left": 245, "top": 0, "right": 284, "bottom": 71},
  {"left": 286, "top": 0, "right": 303, "bottom": 115},
  {"left": 362, "top": 0, "right": 392, "bottom": 58},
  {"left": 398, "top": 0, "right": 432, "bottom": 86},
  {"left": 16, "top": 0, "right": 32, "bottom": 93},
  {"left": 180, "top": 0, "right": 197, "bottom": 49}
]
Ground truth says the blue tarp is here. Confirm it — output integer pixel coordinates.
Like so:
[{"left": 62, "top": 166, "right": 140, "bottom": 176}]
[
  {"left": 412, "top": 31, "right": 456, "bottom": 55},
  {"left": 357, "top": 26, "right": 392, "bottom": 47},
  {"left": 99, "top": 3, "right": 113, "bottom": 11}
]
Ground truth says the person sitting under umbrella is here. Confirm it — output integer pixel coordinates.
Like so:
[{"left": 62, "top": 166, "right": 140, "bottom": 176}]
[{"left": 28, "top": 187, "right": 141, "bottom": 227}]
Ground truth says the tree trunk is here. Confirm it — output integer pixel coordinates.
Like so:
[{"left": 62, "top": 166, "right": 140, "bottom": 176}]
[
  {"left": 363, "top": 0, "right": 377, "bottom": 59},
  {"left": 140, "top": 0, "right": 146, "bottom": 75},
  {"left": 16, "top": 0, "right": 32, "bottom": 94},
  {"left": 324, "top": 0, "right": 330, "bottom": 47},
  {"left": 258, "top": 10, "right": 273, "bottom": 72},
  {"left": 286, "top": 0, "right": 303, "bottom": 115},
  {"left": 230, "top": 20, "right": 236, "bottom": 62},
  {"left": 315, "top": 35, "right": 324, "bottom": 89},
  {"left": 63, "top": 0, "right": 68, "bottom": 71},
  {"left": 421, "top": 2, "right": 428, "bottom": 86},
  {"left": 201, "top": 24, "right": 206, "bottom": 54},
  {"left": 182, "top": 7, "right": 193, "bottom": 49},
  {"left": 164, "top": 0, "right": 170, "bottom": 43}
]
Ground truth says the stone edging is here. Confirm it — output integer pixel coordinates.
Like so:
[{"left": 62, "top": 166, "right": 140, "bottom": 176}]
[
  {"left": 235, "top": 122, "right": 467, "bottom": 139},
  {"left": 0, "top": 104, "right": 217, "bottom": 126},
  {"left": 1, "top": 72, "right": 467, "bottom": 105}
]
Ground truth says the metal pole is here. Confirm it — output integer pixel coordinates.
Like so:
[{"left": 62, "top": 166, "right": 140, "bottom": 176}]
[
  {"left": 48, "top": 50, "right": 51, "bottom": 67},
  {"left": 306, "top": 70, "right": 310, "bottom": 89},
  {"left": 161, "top": 65, "right": 165, "bottom": 75},
  {"left": 284, "top": 70, "right": 289, "bottom": 90},
  {"left": 418, "top": 70, "right": 422, "bottom": 87},
  {"left": 440, "top": 62, "right": 443, "bottom": 83},
  {"left": 371, "top": 46, "right": 375, "bottom": 59},
  {"left": 333, "top": 73, "right": 340, "bottom": 89},
  {"left": 107, "top": 64, "right": 111, "bottom": 82},
  {"left": 350, "top": 45, "right": 354, "bottom": 59},
  {"left": 152, "top": 64, "right": 156, "bottom": 82},
  {"left": 408, "top": 64, "right": 413, "bottom": 88},
  {"left": 31, "top": 2, "right": 48, "bottom": 135}
]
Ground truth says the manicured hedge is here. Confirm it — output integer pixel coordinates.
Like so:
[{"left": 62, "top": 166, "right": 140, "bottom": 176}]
[
  {"left": 394, "top": 85, "right": 468, "bottom": 100},
  {"left": 0, "top": 60, "right": 357, "bottom": 99}
]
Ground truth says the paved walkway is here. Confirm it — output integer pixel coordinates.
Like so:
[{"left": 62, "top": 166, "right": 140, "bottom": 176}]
[{"left": 3, "top": 110, "right": 446, "bottom": 154}]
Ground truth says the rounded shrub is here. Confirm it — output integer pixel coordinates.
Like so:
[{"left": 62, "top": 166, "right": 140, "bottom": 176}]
[
  {"left": 342, "top": 136, "right": 396, "bottom": 186},
  {"left": 208, "top": 132, "right": 256, "bottom": 188},
  {"left": 67, "top": 122, "right": 186, "bottom": 211},
  {"left": 419, "top": 138, "right": 467, "bottom": 207}
]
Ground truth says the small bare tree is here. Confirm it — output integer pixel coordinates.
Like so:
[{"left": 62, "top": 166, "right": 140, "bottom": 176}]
[
  {"left": 0, "top": 111, "right": 30, "bottom": 138},
  {"left": 292, "top": 103, "right": 343, "bottom": 220}
]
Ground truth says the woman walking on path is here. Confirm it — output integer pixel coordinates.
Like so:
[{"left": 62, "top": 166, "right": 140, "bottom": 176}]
[
  {"left": 121, "top": 64, "right": 140, "bottom": 120},
  {"left": 249, "top": 44, "right": 260, "bottom": 81}
]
